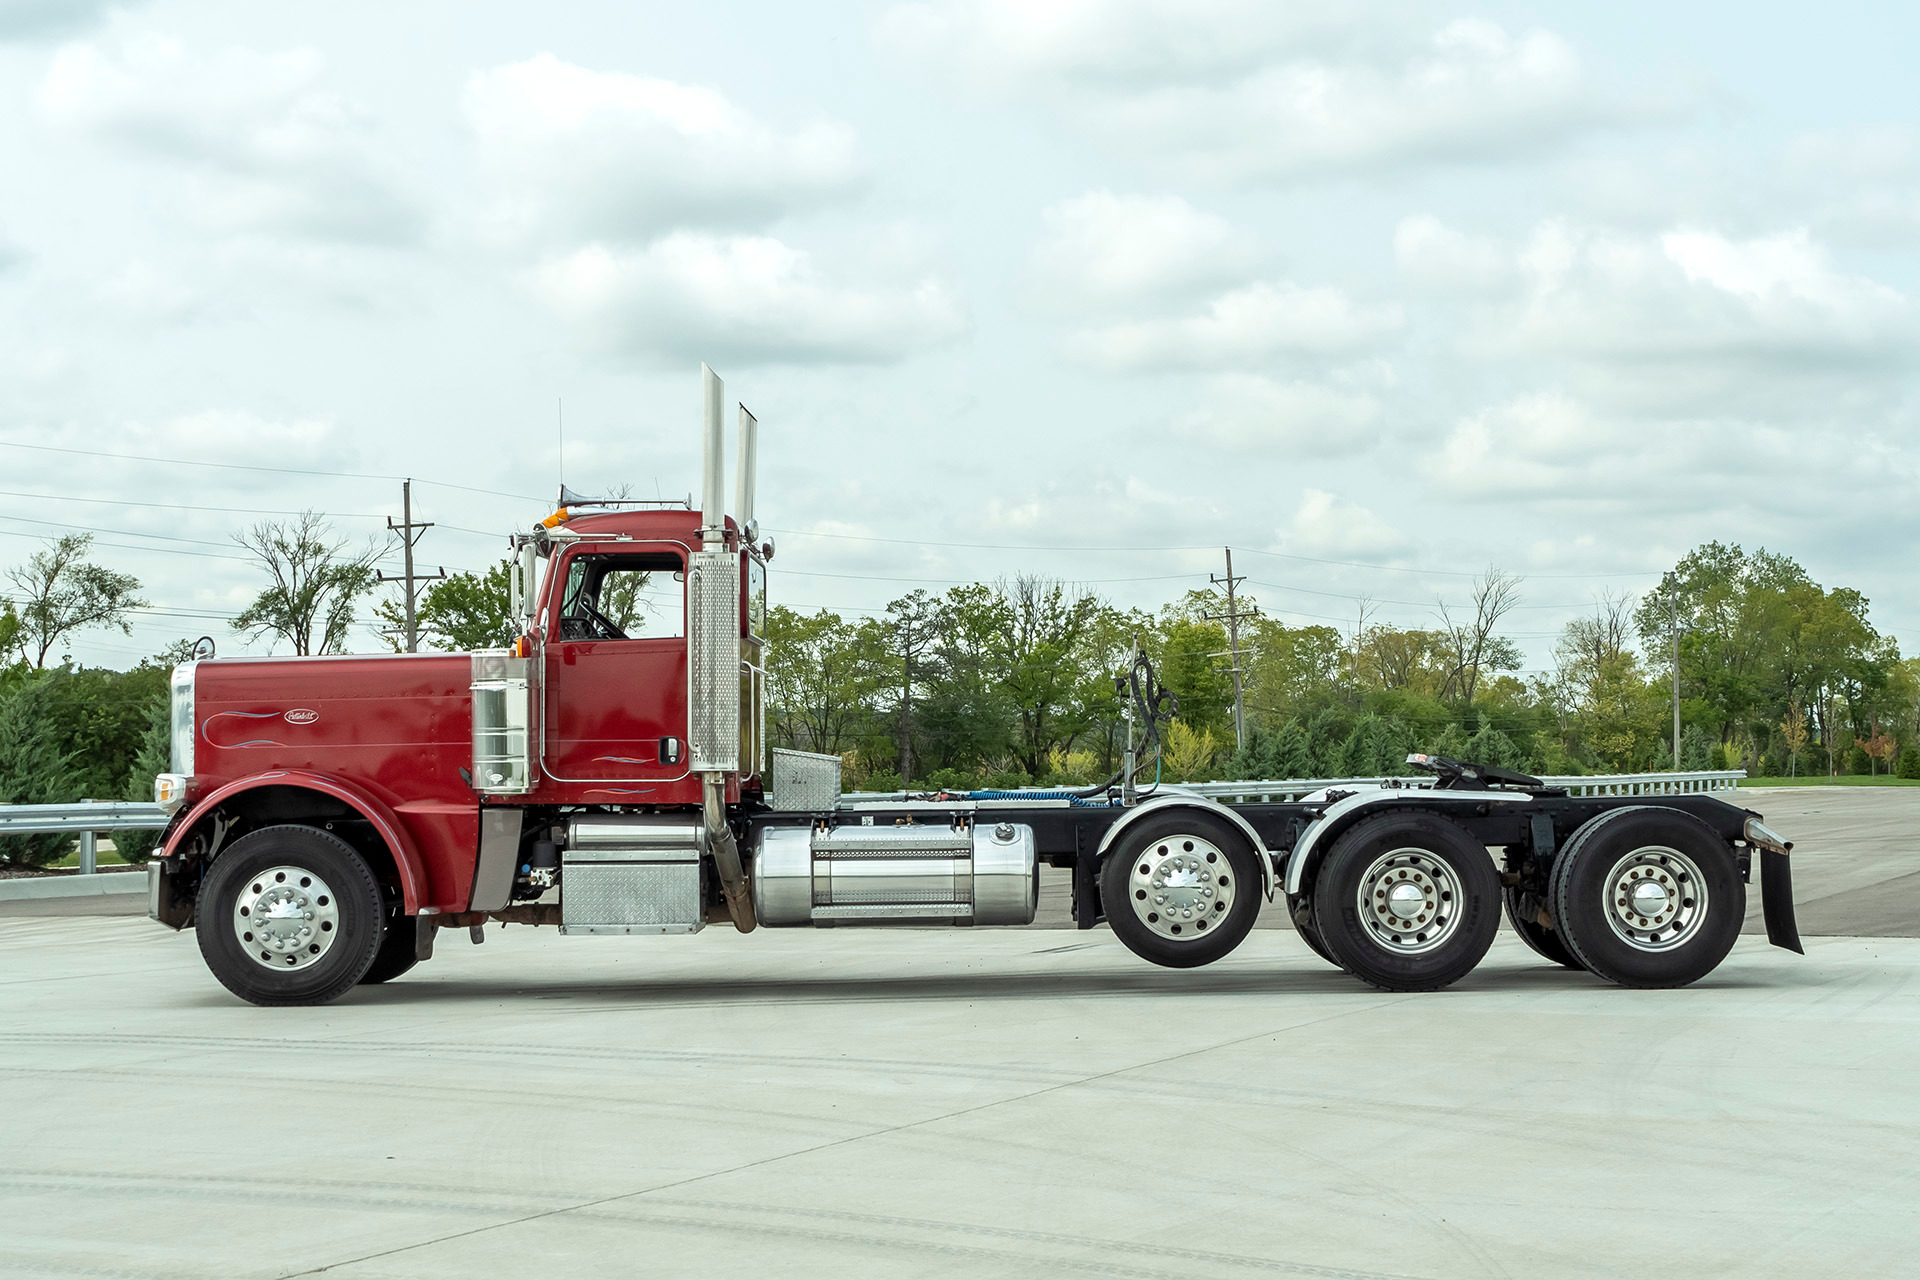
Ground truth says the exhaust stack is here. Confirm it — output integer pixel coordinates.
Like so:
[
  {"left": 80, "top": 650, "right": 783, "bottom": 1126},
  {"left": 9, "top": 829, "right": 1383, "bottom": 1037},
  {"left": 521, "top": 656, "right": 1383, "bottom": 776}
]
[
  {"left": 700, "top": 363, "right": 727, "bottom": 550},
  {"left": 735, "top": 404, "right": 758, "bottom": 538}
]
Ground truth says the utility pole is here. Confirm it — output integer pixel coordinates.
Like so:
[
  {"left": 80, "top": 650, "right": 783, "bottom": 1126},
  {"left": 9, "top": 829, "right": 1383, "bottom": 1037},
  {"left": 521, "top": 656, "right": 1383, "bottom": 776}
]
[
  {"left": 378, "top": 479, "right": 446, "bottom": 653},
  {"left": 1664, "top": 571, "right": 1681, "bottom": 768},
  {"left": 1205, "top": 547, "right": 1259, "bottom": 751}
]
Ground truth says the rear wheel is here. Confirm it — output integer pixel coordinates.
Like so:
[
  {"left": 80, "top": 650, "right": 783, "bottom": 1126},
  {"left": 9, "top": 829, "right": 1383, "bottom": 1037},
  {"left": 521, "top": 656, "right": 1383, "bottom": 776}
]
[
  {"left": 1102, "top": 811, "right": 1262, "bottom": 968},
  {"left": 196, "top": 825, "right": 384, "bottom": 1006},
  {"left": 1550, "top": 806, "right": 1743, "bottom": 988},
  {"left": 1286, "top": 891, "right": 1342, "bottom": 969},
  {"left": 1310, "top": 811, "right": 1500, "bottom": 992},
  {"left": 1503, "top": 885, "right": 1584, "bottom": 969}
]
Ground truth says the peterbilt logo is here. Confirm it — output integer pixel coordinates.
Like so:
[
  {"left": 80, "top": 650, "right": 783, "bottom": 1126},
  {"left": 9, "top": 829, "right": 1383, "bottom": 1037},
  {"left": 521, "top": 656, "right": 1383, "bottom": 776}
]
[{"left": 284, "top": 709, "right": 320, "bottom": 725}]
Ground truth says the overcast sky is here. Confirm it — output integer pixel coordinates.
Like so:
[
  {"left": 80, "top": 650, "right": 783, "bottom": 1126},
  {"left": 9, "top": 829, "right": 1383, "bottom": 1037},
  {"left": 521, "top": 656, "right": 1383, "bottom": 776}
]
[{"left": 1, "top": 1, "right": 1915, "bottom": 672}]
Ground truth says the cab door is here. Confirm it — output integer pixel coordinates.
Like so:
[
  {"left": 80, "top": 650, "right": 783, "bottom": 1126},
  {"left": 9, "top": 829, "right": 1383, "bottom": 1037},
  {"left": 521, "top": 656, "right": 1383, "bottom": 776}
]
[{"left": 541, "top": 544, "right": 691, "bottom": 796}]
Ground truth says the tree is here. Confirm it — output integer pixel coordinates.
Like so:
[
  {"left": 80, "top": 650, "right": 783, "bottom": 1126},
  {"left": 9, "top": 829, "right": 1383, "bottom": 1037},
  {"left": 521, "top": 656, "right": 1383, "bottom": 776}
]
[
  {"left": 1858, "top": 724, "right": 1897, "bottom": 776},
  {"left": 233, "top": 513, "right": 380, "bottom": 655},
  {"left": 115, "top": 694, "right": 172, "bottom": 863},
  {"left": 3, "top": 534, "right": 145, "bottom": 667},
  {"left": 993, "top": 577, "right": 1107, "bottom": 777},
  {"left": 376, "top": 561, "right": 518, "bottom": 651},
  {"left": 0, "top": 673, "right": 80, "bottom": 866},
  {"left": 885, "top": 589, "right": 939, "bottom": 784},
  {"left": 1780, "top": 698, "right": 1808, "bottom": 778},
  {"left": 1435, "top": 569, "right": 1523, "bottom": 707},
  {"left": 1162, "top": 719, "right": 1218, "bottom": 781},
  {"left": 762, "top": 605, "right": 886, "bottom": 756}
]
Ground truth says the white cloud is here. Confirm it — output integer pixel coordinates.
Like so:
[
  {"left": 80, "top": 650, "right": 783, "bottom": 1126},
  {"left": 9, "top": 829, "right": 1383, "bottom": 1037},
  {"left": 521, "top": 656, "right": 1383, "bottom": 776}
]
[
  {"left": 464, "top": 53, "right": 861, "bottom": 244},
  {"left": 1435, "top": 392, "right": 1615, "bottom": 497},
  {"left": 38, "top": 33, "right": 419, "bottom": 243},
  {"left": 1063, "top": 280, "right": 1402, "bottom": 370},
  {"left": 1282, "top": 488, "right": 1410, "bottom": 559},
  {"left": 1175, "top": 373, "right": 1380, "bottom": 454},
  {"left": 529, "top": 233, "right": 967, "bottom": 366},
  {"left": 880, "top": 1, "right": 1392, "bottom": 89},
  {"left": 1029, "top": 190, "right": 1256, "bottom": 308},
  {"left": 1504, "top": 222, "right": 1911, "bottom": 364},
  {"left": 887, "top": 6, "right": 1627, "bottom": 180},
  {"left": 1394, "top": 214, "right": 1512, "bottom": 294},
  {"left": 0, "top": 0, "right": 122, "bottom": 42}
]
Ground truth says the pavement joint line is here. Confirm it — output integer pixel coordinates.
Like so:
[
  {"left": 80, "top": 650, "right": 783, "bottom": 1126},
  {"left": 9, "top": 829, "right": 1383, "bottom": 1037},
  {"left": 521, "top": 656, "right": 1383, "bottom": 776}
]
[{"left": 276, "top": 996, "right": 1411, "bottom": 1278}]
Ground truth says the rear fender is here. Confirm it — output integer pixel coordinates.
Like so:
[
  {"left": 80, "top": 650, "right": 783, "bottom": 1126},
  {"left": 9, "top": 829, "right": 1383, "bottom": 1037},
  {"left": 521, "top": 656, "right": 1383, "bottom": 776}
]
[
  {"left": 161, "top": 770, "right": 429, "bottom": 915},
  {"left": 1284, "top": 789, "right": 1536, "bottom": 896}
]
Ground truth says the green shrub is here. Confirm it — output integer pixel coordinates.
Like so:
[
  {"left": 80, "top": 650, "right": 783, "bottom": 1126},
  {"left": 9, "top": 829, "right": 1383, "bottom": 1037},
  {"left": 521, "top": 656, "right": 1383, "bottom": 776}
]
[
  {"left": 0, "top": 674, "right": 82, "bottom": 866},
  {"left": 1898, "top": 748, "right": 1920, "bottom": 780},
  {"left": 114, "top": 695, "right": 171, "bottom": 863},
  {"left": 926, "top": 767, "right": 971, "bottom": 792},
  {"left": 860, "top": 770, "right": 902, "bottom": 793}
]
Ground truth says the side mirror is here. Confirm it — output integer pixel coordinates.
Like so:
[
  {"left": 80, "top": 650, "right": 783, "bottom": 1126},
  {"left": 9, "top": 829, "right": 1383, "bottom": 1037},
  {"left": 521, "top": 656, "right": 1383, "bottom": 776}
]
[{"left": 514, "top": 544, "right": 539, "bottom": 620}]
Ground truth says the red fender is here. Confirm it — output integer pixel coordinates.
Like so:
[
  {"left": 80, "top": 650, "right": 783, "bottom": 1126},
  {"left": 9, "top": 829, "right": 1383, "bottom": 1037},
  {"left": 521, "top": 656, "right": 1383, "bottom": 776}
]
[{"left": 162, "top": 769, "right": 429, "bottom": 915}]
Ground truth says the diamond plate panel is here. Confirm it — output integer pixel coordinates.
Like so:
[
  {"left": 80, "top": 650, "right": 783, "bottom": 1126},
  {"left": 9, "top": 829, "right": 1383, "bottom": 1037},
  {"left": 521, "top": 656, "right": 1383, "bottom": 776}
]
[
  {"left": 561, "top": 862, "right": 703, "bottom": 934},
  {"left": 687, "top": 549, "right": 740, "bottom": 772}
]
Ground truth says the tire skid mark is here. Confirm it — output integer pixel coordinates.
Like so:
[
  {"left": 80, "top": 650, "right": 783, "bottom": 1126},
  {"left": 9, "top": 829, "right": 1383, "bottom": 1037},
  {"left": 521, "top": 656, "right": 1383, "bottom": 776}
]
[
  {"left": 0, "top": 1063, "right": 885, "bottom": 1140},
  {"left": 0, "top": 1031, "right": 1083, "bottom": 1087},
  {"left": 535, "top": 1207, "right": 1431, "bottom": 1280},
  {"left": 632, "top": 1197, "right": 1431, "bottom": 1279}
]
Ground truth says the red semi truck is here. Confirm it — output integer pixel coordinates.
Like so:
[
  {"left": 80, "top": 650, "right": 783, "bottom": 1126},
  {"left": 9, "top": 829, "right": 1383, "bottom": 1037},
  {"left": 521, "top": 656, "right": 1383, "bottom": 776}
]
[{"left": 147, "top": 366, "right": 1803, "bottom": 1006}]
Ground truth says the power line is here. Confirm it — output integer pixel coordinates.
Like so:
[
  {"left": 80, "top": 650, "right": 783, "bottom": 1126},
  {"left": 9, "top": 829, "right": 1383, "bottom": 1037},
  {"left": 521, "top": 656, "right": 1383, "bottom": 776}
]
[
  {"left": 0, "top": 438, "right": 543, "bottom": 504},
  {"left": 764, "top": 526, "right": 1665, "bottom": 581},
  {"left": 0, "top": 488, "right": 384, "bottom": 518}
]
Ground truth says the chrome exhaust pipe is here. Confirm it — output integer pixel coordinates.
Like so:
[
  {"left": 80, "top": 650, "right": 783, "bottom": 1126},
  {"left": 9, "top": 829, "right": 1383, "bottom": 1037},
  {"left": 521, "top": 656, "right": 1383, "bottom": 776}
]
[
  {"left": 700, "top": 363, "right": 727, "bottom": 550},
  {"left": 735, "top": 404, "right": 758, "bottom": 539},
  {"left": 704, "top": 776, "right": 755, "bottom": 932}
]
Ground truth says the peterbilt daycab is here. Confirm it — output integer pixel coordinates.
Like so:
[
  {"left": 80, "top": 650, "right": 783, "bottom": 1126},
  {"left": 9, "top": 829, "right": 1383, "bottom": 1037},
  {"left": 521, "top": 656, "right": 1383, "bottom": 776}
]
[{"left": 149, "top": 365, "right": 1802, "bottom": 1006}]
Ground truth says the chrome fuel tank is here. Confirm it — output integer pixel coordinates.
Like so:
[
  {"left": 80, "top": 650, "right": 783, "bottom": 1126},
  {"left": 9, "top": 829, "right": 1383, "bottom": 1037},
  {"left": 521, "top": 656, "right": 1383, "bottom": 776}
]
[{"left": 754, "top": 820, "right": 1037, "bottom": 927}]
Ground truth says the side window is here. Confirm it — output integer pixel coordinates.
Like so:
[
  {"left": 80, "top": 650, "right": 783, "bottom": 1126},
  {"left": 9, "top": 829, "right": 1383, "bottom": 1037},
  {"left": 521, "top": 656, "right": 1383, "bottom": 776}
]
[{"left": 556, "top": 551, "right": 685, "bottom": 641}]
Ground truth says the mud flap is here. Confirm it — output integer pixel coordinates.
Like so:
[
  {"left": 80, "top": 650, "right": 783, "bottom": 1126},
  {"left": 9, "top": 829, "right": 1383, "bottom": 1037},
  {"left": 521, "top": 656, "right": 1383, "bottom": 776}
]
[{"left": 1761, "top": 849, "right": 1802, "bottom": 954}]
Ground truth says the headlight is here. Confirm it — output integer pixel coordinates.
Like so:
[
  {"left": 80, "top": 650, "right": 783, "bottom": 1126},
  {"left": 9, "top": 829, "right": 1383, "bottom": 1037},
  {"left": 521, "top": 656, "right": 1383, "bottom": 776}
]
[{"left": 170, "top": 662, "right": 196, "bottom": 776}]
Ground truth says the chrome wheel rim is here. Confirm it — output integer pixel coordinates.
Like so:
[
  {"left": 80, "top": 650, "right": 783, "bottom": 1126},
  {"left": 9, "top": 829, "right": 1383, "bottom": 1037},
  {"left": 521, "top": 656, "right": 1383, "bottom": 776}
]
[
  {"left": 1603, "top": 845, "right": 1706, "bottom": 952},
  {"left": 233, "top": 865, "right": 340, "bottom": 971},
  {"left": 1129, "top": 835, "right": 1234, "bottom": 941},
  {"left": 1357, "top": 848, "right": 1461, "bottom": 954}
]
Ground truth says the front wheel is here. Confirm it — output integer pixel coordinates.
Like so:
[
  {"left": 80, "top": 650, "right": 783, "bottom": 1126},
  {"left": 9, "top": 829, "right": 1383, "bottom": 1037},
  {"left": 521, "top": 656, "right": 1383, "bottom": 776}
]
[
  {"left": 1310, "top": 811, "right": 1500, "bottom": 992},
  {"left": 1101, "top": 811, "right": 1262, "bottom": 968},
  {"left": 195, "top": 825, "right": 385, "bottom": 1006},
  {"left": 1550, "top": 807, "right": 1743, "bottom": 988}
]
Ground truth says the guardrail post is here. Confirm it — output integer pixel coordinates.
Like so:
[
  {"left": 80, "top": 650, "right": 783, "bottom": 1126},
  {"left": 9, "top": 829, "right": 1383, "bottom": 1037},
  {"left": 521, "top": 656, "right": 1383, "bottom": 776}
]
[{"left": 79, "top": 799, "right": 97, "bottom": 875}]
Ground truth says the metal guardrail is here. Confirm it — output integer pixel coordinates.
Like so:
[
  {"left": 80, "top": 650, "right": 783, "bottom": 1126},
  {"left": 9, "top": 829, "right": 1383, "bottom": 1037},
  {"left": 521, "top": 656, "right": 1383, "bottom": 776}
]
[
  {"left": 0, "top": 801, "right": 170, "bottom": 875},
  {"left": 1185, "top": 770, "right": 1746, "bottom": 803},
  {"left": 846, "top": 770, "right": 1748, "bottom": 805}
]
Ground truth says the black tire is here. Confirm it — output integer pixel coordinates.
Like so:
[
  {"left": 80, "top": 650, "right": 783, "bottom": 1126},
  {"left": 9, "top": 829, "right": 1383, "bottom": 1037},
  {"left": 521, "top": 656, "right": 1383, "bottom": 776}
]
[
  {"left": 1310, "top": 810, "right": 1500, "bottom": 992},
  {"left": 1286, "top": 892, "right": 1343, "bottom": 969},
  {"left": 1550, "top": 806, "right": 1743, "bottom": 988},
  {"left": 196, "top": 824, "right": 385, "bottom": 1006},
  {"left": 1503, "top": 885, "right": 1584, "bottom": 969},
  {"left": 358, "top": 906, "right": 421, "bottom": 985},
  {"left": 1101, "top": 810, "right": 1263, "bottom": 968}
]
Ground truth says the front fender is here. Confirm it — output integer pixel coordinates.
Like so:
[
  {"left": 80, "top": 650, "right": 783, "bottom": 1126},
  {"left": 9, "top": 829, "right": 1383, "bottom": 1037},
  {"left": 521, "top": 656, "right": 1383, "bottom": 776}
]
[
  {"left": 161, "top": 769, "right": 429, "bottom": 915},
  {"left": 1096, "top": 794, "right": 1276, "bottom": 898}
]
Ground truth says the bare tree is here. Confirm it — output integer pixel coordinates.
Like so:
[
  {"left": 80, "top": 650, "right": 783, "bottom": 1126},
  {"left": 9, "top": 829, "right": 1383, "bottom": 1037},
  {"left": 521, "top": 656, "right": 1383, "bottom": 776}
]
[
  {"left": 3, "top": 533, "right": 145, "bottom": 667},
  {"left": 1435, "top": 568, "right": 1524, "bottom": 707},
  {"left": 886, "top": 589, "right": 939, "bottom": 784},
  {"left": 1552, "top": 589, "right": 1636, "bottom": 712},
  {"left": 233, "top": 513, "right": 380, "bottom": 656}
]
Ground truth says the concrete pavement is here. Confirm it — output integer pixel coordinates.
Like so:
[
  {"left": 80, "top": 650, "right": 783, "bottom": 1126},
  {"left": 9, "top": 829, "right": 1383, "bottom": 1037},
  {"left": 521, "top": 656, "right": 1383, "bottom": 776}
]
[{"left": 1, "top": 916, "right": 1914, "bottom": 1279}]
